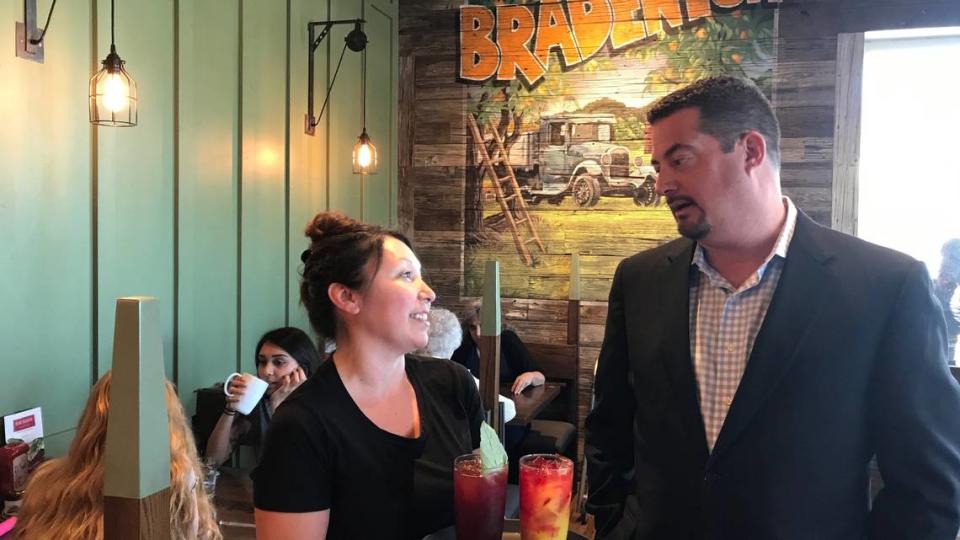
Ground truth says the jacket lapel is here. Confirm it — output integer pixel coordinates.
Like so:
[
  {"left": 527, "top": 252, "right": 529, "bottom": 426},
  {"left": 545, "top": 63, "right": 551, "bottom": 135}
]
[
  {"left": 659, "top": 240, "right": 710, "bottom": 461},
  {"left": 708, "top": 213, "right": 834, "bottom": 463}
]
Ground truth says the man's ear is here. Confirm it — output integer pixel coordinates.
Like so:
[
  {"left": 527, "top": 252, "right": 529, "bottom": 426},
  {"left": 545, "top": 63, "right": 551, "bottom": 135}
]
[
  {"left": 328, "top": 283, "right": 361, "bottom": 315},
  {"left": 741, "top": 131, "right": 767, "bottom": 172}
]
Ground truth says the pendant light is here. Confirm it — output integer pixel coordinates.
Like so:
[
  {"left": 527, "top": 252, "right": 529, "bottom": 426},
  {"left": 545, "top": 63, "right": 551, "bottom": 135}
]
[
  {"left": 89, "top": 0, "right": 137, "bottom": 127},
  {"left": 351, "top": 23, "right": 377, "bottom": 175}
]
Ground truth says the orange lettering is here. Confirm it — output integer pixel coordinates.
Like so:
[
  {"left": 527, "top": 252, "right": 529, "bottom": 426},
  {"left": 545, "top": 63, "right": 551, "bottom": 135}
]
[
  {"left": 534, "top": 1, "right": 583, "bottom": 69},
  {"left": 609, "top": 0, "right": 650, "bottom": 50},
  {"left": 641, "top": 0, "right": 685, "bottom": 34},
  {"left": 684, "top": 0, "right": 712, "bottom": 22},
  {"left": 569, "top": 0, "right": 613, "bottom": 61},
  {"left": 497, "top": 5, "right": 545, "bottom": 84},
  {"left": 459, "top": 6, "right": 499, "bottom": 81}
]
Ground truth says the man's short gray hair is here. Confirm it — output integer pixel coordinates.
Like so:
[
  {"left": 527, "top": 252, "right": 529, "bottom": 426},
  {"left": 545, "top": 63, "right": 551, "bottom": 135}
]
[{"left": 416, "top": 307, "right": 463, "bottom": 360}]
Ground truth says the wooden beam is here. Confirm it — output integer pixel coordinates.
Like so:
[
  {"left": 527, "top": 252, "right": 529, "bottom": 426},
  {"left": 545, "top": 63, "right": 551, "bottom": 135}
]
[
  {"left": 479, "top": 261, "right": 502, "bottom": 435},
  {"left": 103, "top": 297, "right": 171, "bottom": 540},
  {"left": 567, "top": 300, "right": 580, "bottom": 346},
  {"left": 103, "top": 489, "right": 170, "bottom": 540},
  {"left": 832, "top": 32, "right": 864, "bottom": 235}
]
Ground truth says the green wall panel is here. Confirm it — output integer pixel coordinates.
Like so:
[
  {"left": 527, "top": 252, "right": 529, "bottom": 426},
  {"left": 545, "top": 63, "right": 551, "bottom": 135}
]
[
  {"left": 0, "top": 0, "right": 93, "bottom": 444},
  {"left": 44, "top": 428, "right": 77, "bottom": 458},
  {"left": 241, "top": 0, "right": 292, "bottom": 364},
  {"left": 363, "top": 1, "right": 397, "bottom": 227},
  {"left": 327, "top": 0, "right": 365, "bottom": 220},
  {"left": 96, "top": 0, "right": 176, "bottom": 380},
  {"left": 177, "top": 0, "right": 241, "bottom": 412},
  {"left": 287, "top": 0, "right": 331, "bottom": 333},
  {"left": 3, "top": 0, "right": 397, "bottom": 455}
]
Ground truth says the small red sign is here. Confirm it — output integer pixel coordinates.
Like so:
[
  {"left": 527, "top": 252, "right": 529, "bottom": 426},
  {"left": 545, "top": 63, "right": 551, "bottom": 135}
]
[{"left": 12, "top": 416, "right": 35, "bottom": 431}]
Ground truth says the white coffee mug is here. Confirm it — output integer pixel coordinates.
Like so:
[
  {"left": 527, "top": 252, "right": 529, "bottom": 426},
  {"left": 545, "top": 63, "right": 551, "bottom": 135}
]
[{"left": 223, "top": 372, "right": 269, "bottom": 415}]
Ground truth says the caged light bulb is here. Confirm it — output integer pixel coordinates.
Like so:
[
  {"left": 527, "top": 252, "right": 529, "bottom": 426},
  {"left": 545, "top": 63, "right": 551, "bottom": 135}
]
[{"left": 101, "top": 73, "right": 130, "bottom": 113}]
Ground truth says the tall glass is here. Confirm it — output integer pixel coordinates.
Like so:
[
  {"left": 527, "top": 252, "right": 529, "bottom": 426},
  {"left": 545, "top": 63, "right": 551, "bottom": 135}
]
[
  {"left": 519, "top": 454, "right": 573, "bottom": 540},
  {"left": 200, "top": 457, "right": 219, "bottom": 500},
  {"left": 453, "top": 453, "right": 508, "bottom": 540}
]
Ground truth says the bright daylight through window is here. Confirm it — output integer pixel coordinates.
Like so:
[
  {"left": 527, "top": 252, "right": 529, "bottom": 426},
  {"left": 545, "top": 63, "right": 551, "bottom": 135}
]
[{"left": 858, "top": 27, "right": 960, "bottom": 363}]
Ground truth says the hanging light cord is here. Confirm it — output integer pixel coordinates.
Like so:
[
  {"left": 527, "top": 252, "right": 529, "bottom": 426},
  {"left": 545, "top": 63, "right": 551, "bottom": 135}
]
[
  {"left": 360, "top": 0, "right": 366, "bottom": 130},
  {"left": 316, "top": 41, "right": 350, "bottom": 126},
  {"left": 361, "top": 48, "right": 367, "bottom": 130},
  {"left": 111, "top": 0, "right": 116, "bottom": 47},
  {"left": 28, "top": 0, "right": 58, "bottom": 45}
]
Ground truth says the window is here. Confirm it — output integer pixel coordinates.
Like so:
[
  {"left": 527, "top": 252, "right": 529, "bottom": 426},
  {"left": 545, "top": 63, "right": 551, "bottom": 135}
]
[
  {"left": 857, "top": 27, "right": 960, "bottom": 362},
  {"left": 549, "top": 123, "right": 565, "bottom": 145}
]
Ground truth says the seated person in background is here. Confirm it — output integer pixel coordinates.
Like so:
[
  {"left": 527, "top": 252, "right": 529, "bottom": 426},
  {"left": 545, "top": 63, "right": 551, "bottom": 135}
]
[
  {"left": 15, "top": 371, "right": 222, "bottom": 540},
  {"left": 450, "top": 300, "right": 545, "bottom": 395},
  {"left": 416, "top": 307, "right": 516, "bottom": 423},
  {"left": 206, "top": 327, "right": 319, "bottom": 465},
  {"left": 253, "top": 212, "right": 483, "bottom": 540},
  {"left": 416, "top": 307, "right": 462, "bottom": 361},
  {"left": 934, "top": 238, "right": 960, "bottom": 362},
  {"left": 449, "top": 304, "right": 573, "bottom": 480}
]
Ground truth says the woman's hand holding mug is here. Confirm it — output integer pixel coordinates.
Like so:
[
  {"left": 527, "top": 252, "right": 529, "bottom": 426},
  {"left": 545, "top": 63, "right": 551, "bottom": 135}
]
[{"left": 223, "top": 372, "right": 269, "bottom": 415}]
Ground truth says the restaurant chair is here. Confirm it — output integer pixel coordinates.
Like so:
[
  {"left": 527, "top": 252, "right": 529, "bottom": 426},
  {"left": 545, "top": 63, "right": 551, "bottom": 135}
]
[
  {"left": 520, "top": 419, "right": 576, "bottom": 457},
  {"left": 519, "top": 342, "right": 579, "bottom": 459},
  {"left": 192, "top": 386, "right": 227, "bottom": 457}
]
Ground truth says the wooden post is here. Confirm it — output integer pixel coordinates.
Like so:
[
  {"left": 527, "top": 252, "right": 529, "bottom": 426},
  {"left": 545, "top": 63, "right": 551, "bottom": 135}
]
[
  {"left": 832, "top": 32, "right": 865, "bottom": 236},
  {"left": 478, "top": 261, "right": 502, "bottom": 438},
  {"left": 103, "top": 297, "right": 171, "bottom": 540},
  {"left": 568, "top": 253, "right": 581, "bottom": 346},
  {"left": 568, "top": 254, "right": 584, "bottom": 481}
]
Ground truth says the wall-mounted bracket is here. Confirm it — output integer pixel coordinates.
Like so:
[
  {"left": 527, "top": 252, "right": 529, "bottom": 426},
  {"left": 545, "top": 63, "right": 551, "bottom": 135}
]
[{"left": 16, "top": 0, "right": 44, "bottom": 63}]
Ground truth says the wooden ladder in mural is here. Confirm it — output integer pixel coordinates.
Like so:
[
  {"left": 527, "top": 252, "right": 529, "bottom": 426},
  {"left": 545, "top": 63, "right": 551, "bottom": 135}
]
[{"left": 467, "top": 113, "right": 545, "bottom": 266}]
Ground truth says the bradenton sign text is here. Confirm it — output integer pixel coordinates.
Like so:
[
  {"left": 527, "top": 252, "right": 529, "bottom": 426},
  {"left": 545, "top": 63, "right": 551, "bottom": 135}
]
[{"left": 459, "top": 0, "right": 781, "bottom": 85}]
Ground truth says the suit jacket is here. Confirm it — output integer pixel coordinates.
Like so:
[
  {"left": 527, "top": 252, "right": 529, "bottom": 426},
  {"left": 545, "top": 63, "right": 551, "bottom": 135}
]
[{"left": 585, "top": 212, "right": 960, "bottom": 540}]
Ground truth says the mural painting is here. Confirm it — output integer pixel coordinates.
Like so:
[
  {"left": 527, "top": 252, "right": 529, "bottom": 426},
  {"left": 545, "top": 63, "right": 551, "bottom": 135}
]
[{"left": 457, "top": 0, "right": 781, "bottom": 300}]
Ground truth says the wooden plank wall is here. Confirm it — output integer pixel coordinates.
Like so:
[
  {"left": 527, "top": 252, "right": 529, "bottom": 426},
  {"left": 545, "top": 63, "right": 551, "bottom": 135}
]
[{"left": 400, "top": 0, "right": 960, "bottom": 469}]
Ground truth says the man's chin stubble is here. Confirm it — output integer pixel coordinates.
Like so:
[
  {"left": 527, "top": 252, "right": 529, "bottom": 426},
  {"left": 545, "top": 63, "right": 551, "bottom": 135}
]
[{"left": 678, "top": 220, "right": 711, "bottom": 241}]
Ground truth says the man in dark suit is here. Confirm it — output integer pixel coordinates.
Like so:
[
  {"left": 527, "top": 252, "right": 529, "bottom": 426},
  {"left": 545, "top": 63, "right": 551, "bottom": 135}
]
[{"left": 585, "top": 76, "right": 960, "bottom": 540}]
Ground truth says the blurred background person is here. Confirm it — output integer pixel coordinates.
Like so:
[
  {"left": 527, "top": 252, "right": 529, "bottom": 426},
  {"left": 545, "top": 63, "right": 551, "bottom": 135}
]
[
  {"left": 451, "top": 300, "right": 545, "bottom": 395},
  {"left": 416, "top": 307, "right": 516, "bottom": 423},
  {"left": 15, "top": 371, "right": 222, "bottom": 540},
  {"left": 934, "top": 238, "right": 960, "bottom": 363},
  {"left": 449, "top": 302, "right": 574, "bottom": 481},
  {"left": 416, "top": 307, "right": 463, "bottom": 361},
  {"left": 206, "top": 327, "right": 319, "bottom": 465}
]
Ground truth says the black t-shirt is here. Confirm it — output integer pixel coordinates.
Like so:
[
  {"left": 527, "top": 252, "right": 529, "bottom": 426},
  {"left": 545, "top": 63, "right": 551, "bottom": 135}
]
[{"left": 252, "top": 355, "right": 483, "bottom": 540}]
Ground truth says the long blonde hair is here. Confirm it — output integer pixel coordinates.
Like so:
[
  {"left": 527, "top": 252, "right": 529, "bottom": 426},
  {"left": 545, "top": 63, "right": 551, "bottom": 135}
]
[{"left": 15, "top": 372, "right": 222, "bottom": 540}]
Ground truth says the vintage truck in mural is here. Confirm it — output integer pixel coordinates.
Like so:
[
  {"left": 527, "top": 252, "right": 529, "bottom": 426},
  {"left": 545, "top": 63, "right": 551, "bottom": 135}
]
[{"left": 507, "top": 113, "right": 660, "bottom": 208}]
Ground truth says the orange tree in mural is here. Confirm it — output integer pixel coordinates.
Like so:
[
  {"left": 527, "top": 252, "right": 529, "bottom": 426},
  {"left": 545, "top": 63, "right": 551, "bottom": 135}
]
[{"left": 626, "top": 8, "right": 776, "bottom": 93}]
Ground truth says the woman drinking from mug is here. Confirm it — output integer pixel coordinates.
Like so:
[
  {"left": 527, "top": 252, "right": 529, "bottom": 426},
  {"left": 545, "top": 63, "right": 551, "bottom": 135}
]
[
  {"left": 205, "top": 327, "right": 319, "bottom": 465},
  {"left": 253, "top": 212, "right": 483, "bottom": 540}
]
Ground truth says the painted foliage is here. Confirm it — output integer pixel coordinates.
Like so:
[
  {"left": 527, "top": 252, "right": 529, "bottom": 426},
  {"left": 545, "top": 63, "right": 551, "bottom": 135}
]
[{"left": 455, "top": 0, "right": 780, "bottom": 299}]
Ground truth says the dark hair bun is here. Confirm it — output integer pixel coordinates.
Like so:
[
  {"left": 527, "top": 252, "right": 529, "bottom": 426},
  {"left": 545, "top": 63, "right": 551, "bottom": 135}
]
[
  {"left": 299, "top": 211, "right": 414, "bottom": 340},
  {"left": 305, "top": 211, "right": 364, "bottom": 246}
]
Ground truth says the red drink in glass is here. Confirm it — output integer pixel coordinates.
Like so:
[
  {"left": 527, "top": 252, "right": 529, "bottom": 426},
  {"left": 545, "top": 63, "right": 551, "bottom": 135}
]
[
  {"left": 519, "top": 454, "right": 573, "bottom": 540},
  {"left": 454, "top": 454, "right": 508, "bottom": 540}
]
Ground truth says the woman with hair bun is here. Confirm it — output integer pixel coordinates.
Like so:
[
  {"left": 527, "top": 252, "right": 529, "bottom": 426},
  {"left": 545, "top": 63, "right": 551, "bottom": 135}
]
[{"left": 253, "top": 212, "right": 483, "bottom": 540}]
